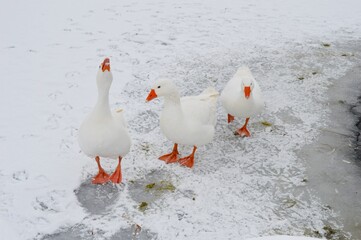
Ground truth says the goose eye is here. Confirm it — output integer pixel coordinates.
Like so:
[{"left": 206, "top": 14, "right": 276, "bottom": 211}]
[{"left": 157, "top": 86, "right": 161, "bottom": 89}]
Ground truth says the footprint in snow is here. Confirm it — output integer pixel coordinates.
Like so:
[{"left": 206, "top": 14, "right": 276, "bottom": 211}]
[{"left": 12, "top": 170, "right": 28, "bottom": 181}]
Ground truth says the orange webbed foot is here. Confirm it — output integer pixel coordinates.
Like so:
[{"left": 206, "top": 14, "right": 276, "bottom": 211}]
[
  {"left": 92, "top": 156, "right": 110, "bottom": 184},
  {"left": 159, "top": 152, "right": 179, "bottom": 164},
  {"left": 159, "top": 144, "right": 179, "bottom": 164},
  {"left": 178, "top": 146, "right": 197, "bottom": 168},
  {"left": 235, "top": 126, "right": 251, "bottom": 137},
  {"left": 179, "top": 155, "right": 194, "bottom": 168},
  {"left": 234, "top": 118, "right": 251, "bottom": 137},
  {"left": 109, "top": 157, "right": 122, "bottom": 184},
  {"left": 227, "top": 114, "right": 235, "bottom": 123},
  {"left": 92, "top": 171, "right": 110, "bottom": 184}
]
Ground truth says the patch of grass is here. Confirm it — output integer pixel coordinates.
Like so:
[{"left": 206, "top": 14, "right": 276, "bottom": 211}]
[
  {"left": 145, "top": 183, "right": 155, "bottom": 189},
  {"left": 158, "top": 181, "right": 176, "bottom": 192},
  {"left": 305, "top": 225, "right": 345, "bottom": 239},
  {"left": 323, "top": 225, "right": 337, "bottom": 239},
  {"left": 304, "top": 229, "right": 322, "bottom": 238},
  {"left": 138, "top": 202, "right": 148, "bottom": 212},
  {"left": 312, "top": 71, "right": 318, "bottom": 75},
  {"left": 145, "top": 181, "right": 176, "bottom": 192},
  {"left": 322, "top": 43, "right": 331, "bottom": 47},
  {"left": 261, "top": 121, "right": 272, "bottom": 127},
  {"left": 298, "top": 76, "right": 305, "bottom": 80}
]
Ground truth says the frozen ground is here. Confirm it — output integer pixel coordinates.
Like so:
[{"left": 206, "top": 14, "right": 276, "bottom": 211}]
[
  {"left": 300, "top": 56, "right": 361, "bottom": 239},
  {"left": 0, "top": 0, "right": 361, "bottom": 239}
]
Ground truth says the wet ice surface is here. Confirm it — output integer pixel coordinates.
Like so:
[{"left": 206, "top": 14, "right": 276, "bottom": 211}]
[
  {"left": 127, "top": 169, "right": 178, "bottom": 204},
  {"left": 42, "top": 224, "right": 157, "bottom": 240},
  {"left": 42, "top": 223, "right": 157, "bottom": 240},
  {"left": 300, "top": 62, "right": 361, "bottom": 239},
  {"left": 75, "top": 180, "right": 122, "bottom": 215},
  {"left": 1, "top": 0, "right": 361, "bottom": 239},
  {"left": 44, "top": 170, "right": 189, "bottom": 240},
  {"left": 42, "top": 224, "right": 95, "bottom": 240},
  {"left": 109, "top": 225, "right": 157, "bottom": 240}
]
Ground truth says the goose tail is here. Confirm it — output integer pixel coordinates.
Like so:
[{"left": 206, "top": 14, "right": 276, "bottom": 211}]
[
  {"left": 200, "top": 86, "right": 219, "bottom": 100},
  {"left": 200, "top": 87, "right": 218, "bottom": 126}
]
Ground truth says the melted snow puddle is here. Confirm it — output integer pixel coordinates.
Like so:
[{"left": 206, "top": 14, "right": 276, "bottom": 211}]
[{"left": 299, "top": 63, "right": 361, "bottom": 239}]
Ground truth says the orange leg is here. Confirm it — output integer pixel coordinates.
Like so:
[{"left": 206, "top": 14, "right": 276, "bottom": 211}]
[
  {"left": 179, "top": 146, "right": 197, "bottom": 168},
  {"left": 227, "top": 114, "right": 235, "bottom": 123},
  {"left": 235, "top": 118, "right": 251, "bottom": 137},
  {"left": 109, "top": 157, "right": 122, "bottom": 184},
  {"left": 159, "top": 143, "right": 179, "bottom": 164},
  {"left": 92, "top": 156, "right": 109, "bottom": 184}
]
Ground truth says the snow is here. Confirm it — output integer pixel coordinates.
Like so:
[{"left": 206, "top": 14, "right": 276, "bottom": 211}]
[{"left": 0, "top": 0, "right": 361, "bottom": 239}]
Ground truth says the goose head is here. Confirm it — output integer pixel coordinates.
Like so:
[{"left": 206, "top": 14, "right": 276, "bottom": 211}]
[
  {"left": 96, "top": 58, "right": 113, "bottom": 92},
  {"left": 146, "top": 78, "right": 179, "bottom": 102},
  {"left": 241, "top": 77, "right": 254, "bottom": 99}
]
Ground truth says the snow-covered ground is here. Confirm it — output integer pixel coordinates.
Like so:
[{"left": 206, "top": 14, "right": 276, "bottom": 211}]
[{"left": 1, "top": 0, "right": 361, "bottom": 239}]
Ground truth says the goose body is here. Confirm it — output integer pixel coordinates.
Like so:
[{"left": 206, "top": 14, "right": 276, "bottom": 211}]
[
  {"left": 78, "top": 58, "right": 131, "bottom": 184},
  {"left": 160, "top": 87, "right": 218, "bottom": 146},
  {"left": 79, "top": 109, "right": 130, "bottom": 158},
  {"left": 146, "top": 79, "right": 218, "bottom": 168},
  {"left": 220, "top": 66, "right": 264, "bottom": 136}
]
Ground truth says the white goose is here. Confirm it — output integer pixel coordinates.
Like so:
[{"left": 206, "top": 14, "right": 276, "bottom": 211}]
[
  {"left": 146, "top": 79, "right": 218, "bottom": 168},
  {"left": 78, "top": 58, "right": 131, "bottom": 184},
  {"left": 220, "top": 66, "right": 264, "bottom": 136}
]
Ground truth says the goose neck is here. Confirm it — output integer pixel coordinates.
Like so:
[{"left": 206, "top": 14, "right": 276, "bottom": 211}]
[
  {"left": 163, "top": 94, "right": 184, "bottom": 118},
  {"left": 94, "top": 88, "right": 111, "bottom": 116},
  {"left": 164, "top": 94, "right": 181, "bottom": 107}
]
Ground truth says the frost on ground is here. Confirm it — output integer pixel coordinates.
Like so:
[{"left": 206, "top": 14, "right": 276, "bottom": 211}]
[{"left": 0, "top": 0, "right": 361, "bottom": 239}]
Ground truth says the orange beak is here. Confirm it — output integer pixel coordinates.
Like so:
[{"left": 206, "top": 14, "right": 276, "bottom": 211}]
[
  {"left": 244, "top": 86, "right": 251, "bottom": 99},
  {"left": 146, "top": 89, "right": 157, "bottom": 102},
  {"left": 101, "top": 58, "right": 110, "bottom": 72}
]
